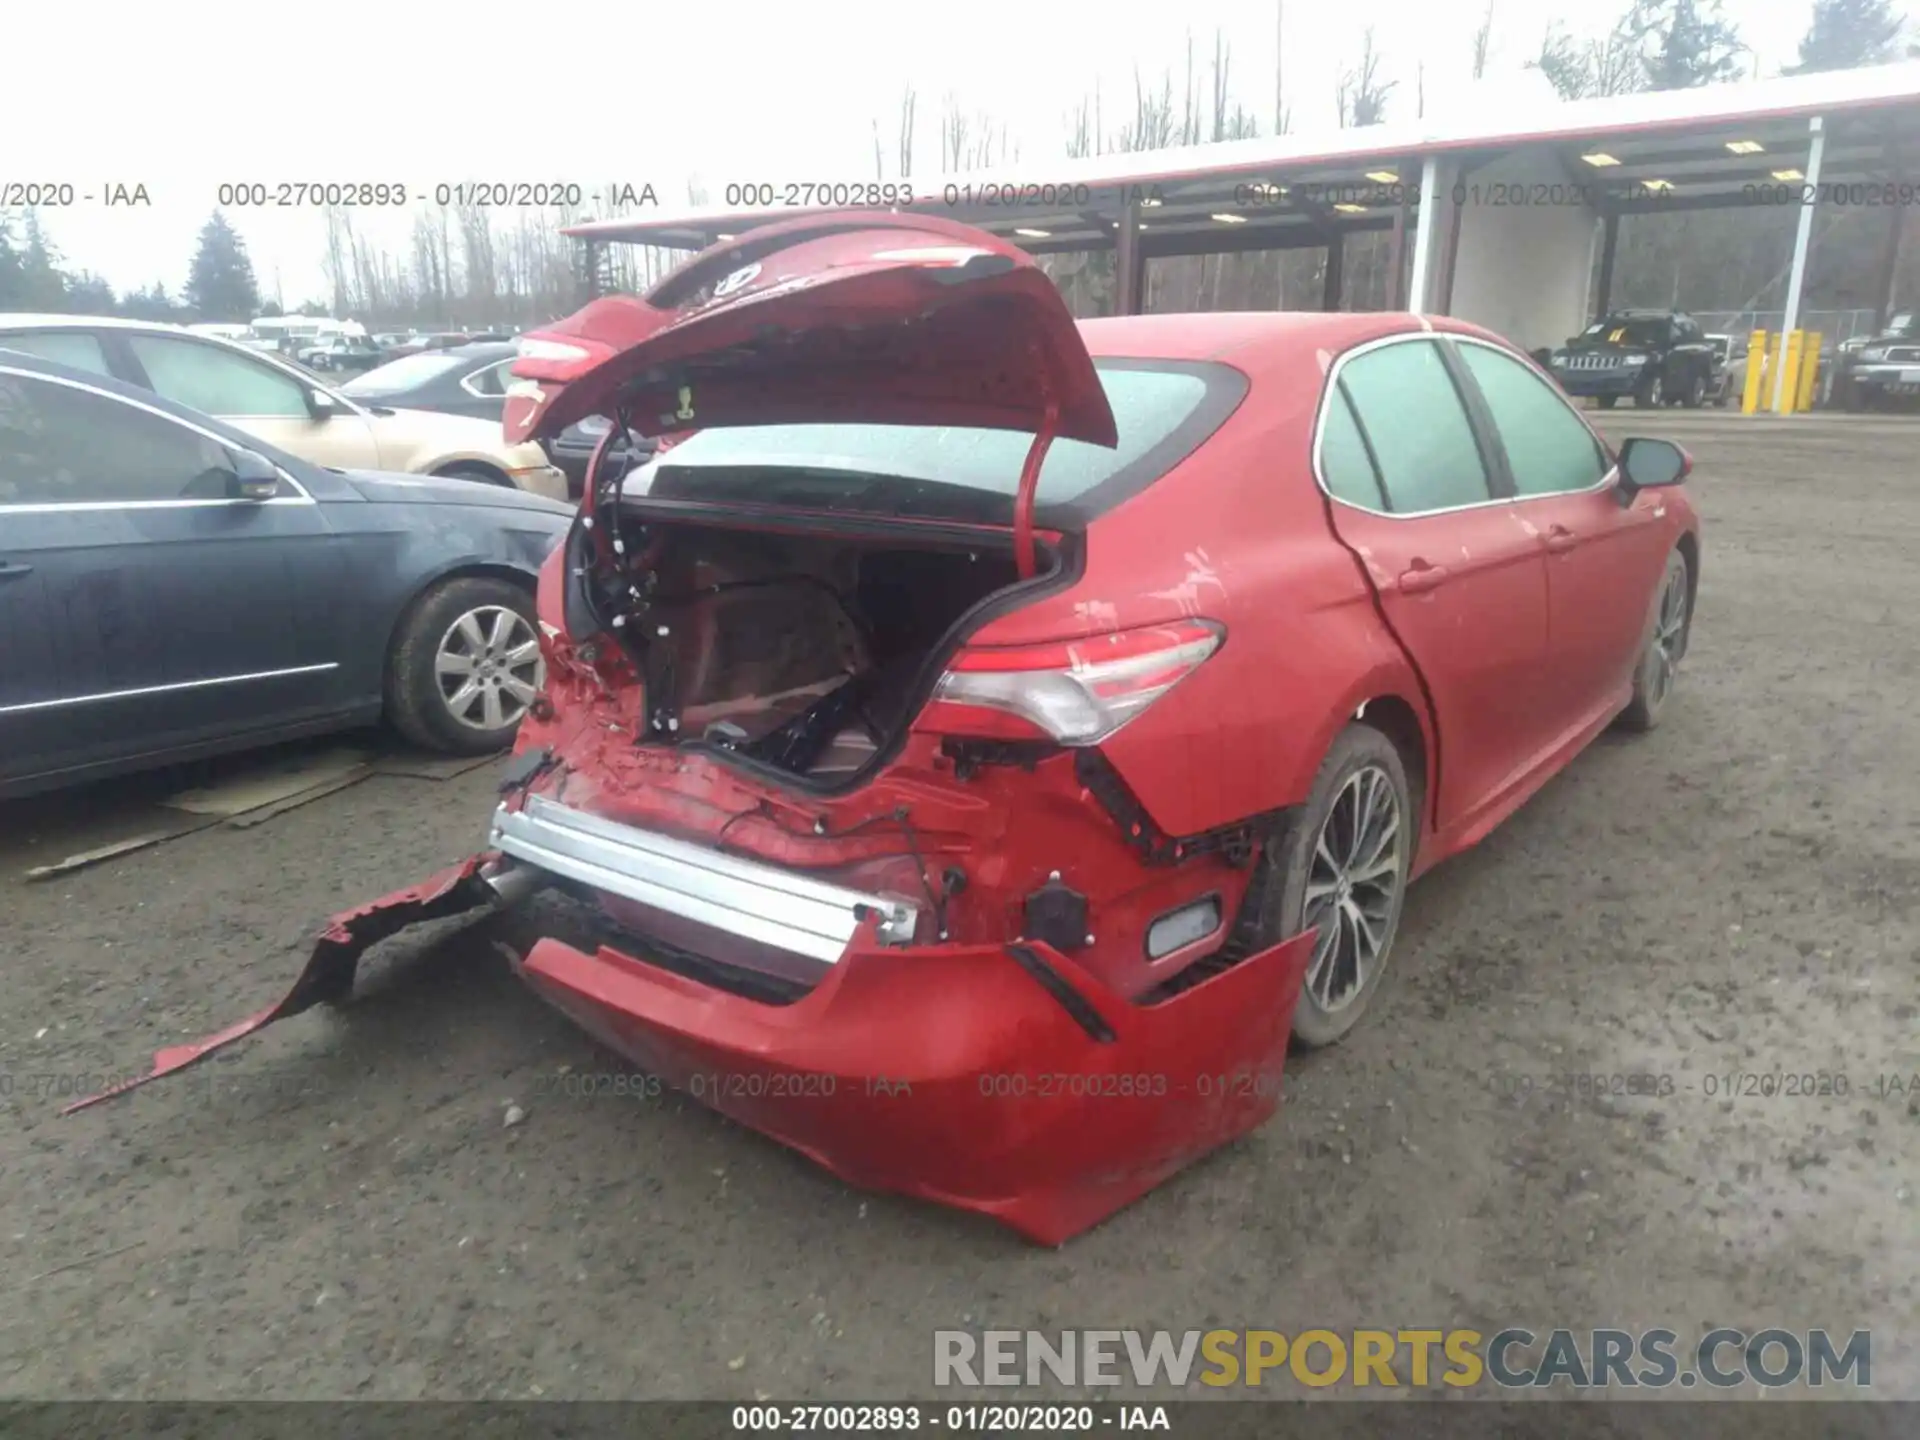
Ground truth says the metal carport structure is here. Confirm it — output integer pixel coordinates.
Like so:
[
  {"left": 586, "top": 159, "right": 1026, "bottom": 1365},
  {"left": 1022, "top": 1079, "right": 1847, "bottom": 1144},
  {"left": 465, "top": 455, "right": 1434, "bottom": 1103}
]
[{"left": 565, "top": 60, "right": 1920, "bottom": 411}]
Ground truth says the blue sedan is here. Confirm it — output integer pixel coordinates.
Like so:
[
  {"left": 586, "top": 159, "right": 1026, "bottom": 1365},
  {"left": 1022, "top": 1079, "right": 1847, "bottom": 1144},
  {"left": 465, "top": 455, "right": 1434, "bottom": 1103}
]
[{"left": 0, "top": 349, "right": 575, "bottom": 799}]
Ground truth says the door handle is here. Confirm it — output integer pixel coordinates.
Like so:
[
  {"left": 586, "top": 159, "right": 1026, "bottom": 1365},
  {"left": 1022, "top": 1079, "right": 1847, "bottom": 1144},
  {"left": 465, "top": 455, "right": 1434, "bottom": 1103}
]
[
  {"left": 1545, "top": 526, "right": 1581, "bottom": 554},
  {"left": 1396, "top": 560, "right": 1450, "bottom": 594},
  {"left": 0, "top": 561, "right": 33, "bottom": 580}
]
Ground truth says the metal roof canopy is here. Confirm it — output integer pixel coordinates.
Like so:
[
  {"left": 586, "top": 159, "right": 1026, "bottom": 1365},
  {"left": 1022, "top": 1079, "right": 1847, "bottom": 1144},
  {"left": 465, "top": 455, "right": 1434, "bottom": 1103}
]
[{"left": 565, "top": 59, "right": 1920, "bottom": 260}]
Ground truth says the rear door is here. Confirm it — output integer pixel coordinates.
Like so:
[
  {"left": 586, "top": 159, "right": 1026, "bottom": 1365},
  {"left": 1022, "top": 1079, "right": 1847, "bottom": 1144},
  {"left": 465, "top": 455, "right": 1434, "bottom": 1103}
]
[
  {"left": 1451, "top": 337, "right": 1674, "bottom": 739},
  {"left": 0, "top": 365, "right": 342, "bottom": 791},
  {"left": 115, "top": 330, "right": 385, "bottom": 469},
  {"left": 1316, "top": 335, "right": 1552, "bottom": 836}
]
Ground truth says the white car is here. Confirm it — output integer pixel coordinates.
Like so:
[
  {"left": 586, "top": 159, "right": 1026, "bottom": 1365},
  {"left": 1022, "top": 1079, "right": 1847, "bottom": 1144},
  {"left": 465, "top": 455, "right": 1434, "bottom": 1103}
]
[{"left": 0, "top": 317, "right": 567, "bottom": 500}]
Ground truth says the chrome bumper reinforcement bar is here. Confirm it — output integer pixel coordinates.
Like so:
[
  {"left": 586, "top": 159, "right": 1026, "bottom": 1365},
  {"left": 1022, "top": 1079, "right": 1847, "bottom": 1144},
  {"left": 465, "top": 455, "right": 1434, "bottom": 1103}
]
[{"left": 488, "top": 795, "right": 919, "bottom": 964}]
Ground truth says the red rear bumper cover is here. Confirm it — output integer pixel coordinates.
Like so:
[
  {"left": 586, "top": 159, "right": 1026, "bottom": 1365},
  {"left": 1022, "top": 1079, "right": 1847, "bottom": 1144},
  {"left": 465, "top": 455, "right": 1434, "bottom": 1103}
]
[{"left": 516, "top": 923, "right": 1315, "bottom": 1245}]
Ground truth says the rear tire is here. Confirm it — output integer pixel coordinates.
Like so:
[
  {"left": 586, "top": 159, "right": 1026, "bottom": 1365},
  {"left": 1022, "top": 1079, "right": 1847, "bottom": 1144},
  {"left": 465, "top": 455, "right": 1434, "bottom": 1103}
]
[
  {"left": 1682, "top": 372, "right": 1706, "bottom": 408},
  {"left": 1617, "top": 549, "right": 1691, "bottom": 733},
  {"left": 1244, "top": 725, "right": 1414, "bottom": 1049},
  {"left": 385, "top": 576, "right": 544, "bottom": 755}
]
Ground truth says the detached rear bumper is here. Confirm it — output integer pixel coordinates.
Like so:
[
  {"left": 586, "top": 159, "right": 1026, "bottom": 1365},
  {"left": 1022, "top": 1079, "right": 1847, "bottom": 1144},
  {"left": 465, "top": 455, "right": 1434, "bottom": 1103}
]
[
  {"left": 497, "top": 798, "right": 1315, "bottom": 1244},
  {"left": 518, "top": 925, "right": 1314, "bottom": 1245}
]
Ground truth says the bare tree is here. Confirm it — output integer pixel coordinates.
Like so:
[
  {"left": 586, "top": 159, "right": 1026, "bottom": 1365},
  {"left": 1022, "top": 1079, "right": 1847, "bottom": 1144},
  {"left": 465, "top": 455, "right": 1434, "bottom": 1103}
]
[
  {"left": 940, "top": 94, "right": 969, "bottom": 172},
  {"left": 899, "top": 87, "right": 917, "bottom": 177},
  {"left": 1274, "top": 0, "right": 1290, "bottom": 133},
  {"left": 1472, "top": 1, "right": 1496, "bottom": 79},
  {"left": 1337, "top": 28, "right": 1397, "bottom": 127},
  {"left": 1531, "top": 18, "right": 1647, "bottom": 99}
]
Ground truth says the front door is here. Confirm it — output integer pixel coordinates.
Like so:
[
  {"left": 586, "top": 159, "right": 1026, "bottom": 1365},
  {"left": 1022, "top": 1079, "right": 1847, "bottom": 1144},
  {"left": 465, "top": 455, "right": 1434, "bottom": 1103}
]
[
  {"left": 113, "top": 330, "right": 385, "bottom": 469},
  {"left": 0, "top": 365, "right": 342, "bottom": 791},
  {"left": 1451, "top": 339, "right": 1676, "bottom": 739},
  {"left": 1316, "top": 335, "right": 1552, "bottom": 836}
]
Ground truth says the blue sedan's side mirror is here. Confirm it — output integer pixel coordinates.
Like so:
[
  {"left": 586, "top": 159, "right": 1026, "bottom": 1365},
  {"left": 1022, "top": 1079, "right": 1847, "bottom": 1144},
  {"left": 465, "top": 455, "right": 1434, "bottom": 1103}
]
[{"left": 227, "top": 449, "right": 282, "bottom": 502}]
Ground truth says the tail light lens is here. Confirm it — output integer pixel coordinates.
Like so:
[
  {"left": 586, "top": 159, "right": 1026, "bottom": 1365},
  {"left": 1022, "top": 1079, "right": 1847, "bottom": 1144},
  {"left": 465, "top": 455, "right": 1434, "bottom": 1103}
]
[{"left": 920, "top": 620, "right": 1223, "bottom": 745}]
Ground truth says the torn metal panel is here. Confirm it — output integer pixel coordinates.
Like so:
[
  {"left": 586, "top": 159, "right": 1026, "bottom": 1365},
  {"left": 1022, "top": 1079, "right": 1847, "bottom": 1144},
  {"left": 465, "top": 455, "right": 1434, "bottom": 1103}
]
[{"left": 63, "top": 855, "right": 507, "bottom": 1114}]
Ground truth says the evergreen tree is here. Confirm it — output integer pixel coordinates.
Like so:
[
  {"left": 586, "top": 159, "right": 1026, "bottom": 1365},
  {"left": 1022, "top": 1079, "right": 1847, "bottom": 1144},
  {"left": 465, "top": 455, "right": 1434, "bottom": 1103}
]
[
  {"left": 183, "top": 211, "right": 262, "bottom": 321},
  {"left": 1627, "top": 0, "right": 1747, "bottom": 89},
  {"left": 1787, "top": 0, "right": 1907, "bottom": 72}
]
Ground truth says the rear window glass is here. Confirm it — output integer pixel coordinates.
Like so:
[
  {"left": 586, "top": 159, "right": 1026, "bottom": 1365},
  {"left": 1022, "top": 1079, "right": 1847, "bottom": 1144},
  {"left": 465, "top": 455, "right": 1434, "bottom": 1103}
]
[
  {"left": 630, "top": 362, "right": 1244, "bottom": 525},
  {"left": 343, "top": 353, "right": 465, "bottom": 395}
]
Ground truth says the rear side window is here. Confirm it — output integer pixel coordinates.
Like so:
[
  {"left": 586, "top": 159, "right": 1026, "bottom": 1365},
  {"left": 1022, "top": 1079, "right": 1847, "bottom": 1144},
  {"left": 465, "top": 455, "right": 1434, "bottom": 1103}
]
[
  {"left": 1337, "top": 340, "right": 1491, "bottom": 514},
  {"left": 1456, "top": 342, "right": 1610, "bottom": 498},
  {"left": 1318, "top": 385, "right": 1387, "bottom": 510},
  {"left": 640, "top": 360, "right": 1247, "bottom": 525}
]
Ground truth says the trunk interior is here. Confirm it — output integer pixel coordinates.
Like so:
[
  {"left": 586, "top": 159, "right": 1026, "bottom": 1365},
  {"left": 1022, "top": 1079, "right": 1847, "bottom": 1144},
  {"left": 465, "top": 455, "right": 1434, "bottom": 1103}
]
[{"left": 593, "top": 518, "right": 1056, "bottom": 781}]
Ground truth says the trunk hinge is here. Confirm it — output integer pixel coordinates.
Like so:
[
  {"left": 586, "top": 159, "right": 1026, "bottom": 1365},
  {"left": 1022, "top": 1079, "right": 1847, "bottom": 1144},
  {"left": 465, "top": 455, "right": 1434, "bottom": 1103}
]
[{"left": 1013, "top": 391, "right": 1060, "bottom": 581}]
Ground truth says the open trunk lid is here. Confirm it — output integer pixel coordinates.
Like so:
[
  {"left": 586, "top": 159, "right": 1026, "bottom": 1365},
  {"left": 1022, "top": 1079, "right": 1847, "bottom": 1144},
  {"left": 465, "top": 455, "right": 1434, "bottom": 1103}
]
[{"left": 505, "top": 212, "right": 1117, "bottom": 565}]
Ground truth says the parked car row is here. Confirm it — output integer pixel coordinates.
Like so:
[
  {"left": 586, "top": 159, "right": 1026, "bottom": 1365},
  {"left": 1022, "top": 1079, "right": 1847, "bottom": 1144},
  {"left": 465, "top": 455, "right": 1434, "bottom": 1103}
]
[
  {"left": 0, "top": 317, "right": 567, "bottom": 499},
  {"left": 0, "top": 346, "right": 574, "bottom": 797}
]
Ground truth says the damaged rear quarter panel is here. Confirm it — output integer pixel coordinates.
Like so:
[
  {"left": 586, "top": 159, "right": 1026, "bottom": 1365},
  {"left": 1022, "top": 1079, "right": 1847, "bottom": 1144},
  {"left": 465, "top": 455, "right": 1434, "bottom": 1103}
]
[{"left": 968, "top": 379, "right": 1429, "bottom": 841}]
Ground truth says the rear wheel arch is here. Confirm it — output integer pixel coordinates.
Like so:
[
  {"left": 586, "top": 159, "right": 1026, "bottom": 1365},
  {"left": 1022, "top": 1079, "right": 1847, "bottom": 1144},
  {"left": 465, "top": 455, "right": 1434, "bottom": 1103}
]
[
  {"left": 431, "top": 459, "right": 513, "bottom": 487},
  {"left": 1674, "top": 529, "right": 1700, "bottom": 620},
  {"left": 1353, "top": 693, "right": 1430, "bottom": 857}
]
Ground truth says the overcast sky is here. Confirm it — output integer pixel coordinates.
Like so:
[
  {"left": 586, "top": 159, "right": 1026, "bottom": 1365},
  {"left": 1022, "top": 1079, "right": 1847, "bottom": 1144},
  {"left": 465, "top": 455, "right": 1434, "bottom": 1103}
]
[{"left": 13, "top": 0, "right": 1817, "bottom": 304}]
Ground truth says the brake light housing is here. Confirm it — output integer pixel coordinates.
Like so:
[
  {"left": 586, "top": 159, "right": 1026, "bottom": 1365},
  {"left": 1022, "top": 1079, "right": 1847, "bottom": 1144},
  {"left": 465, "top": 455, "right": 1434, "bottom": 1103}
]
[{"left": 918, "top": 620, "right": 1224, "bottom": 746}]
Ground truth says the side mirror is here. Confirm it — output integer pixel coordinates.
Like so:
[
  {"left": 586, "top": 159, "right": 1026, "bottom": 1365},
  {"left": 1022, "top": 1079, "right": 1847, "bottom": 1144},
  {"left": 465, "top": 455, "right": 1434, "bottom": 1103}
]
[
  {"left": 1615, "top": 437, "right": 1690, "bottom": 502},
  {"left": 227, "top": 448, "right": 282, "bottom": 502},
  {"left": 306, "top": 387, "right": 339, "bottom": 420}
]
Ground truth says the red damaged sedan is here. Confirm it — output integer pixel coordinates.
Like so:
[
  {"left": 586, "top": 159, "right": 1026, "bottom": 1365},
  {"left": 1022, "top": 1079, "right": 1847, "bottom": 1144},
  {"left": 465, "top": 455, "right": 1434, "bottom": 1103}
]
[{"left": 74, "top": 212, "right": 1701, "bottom": 1245}]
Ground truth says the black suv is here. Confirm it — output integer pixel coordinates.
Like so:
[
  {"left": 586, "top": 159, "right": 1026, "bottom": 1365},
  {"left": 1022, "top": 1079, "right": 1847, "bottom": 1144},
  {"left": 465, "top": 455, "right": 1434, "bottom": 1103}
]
[{"left": 1545, "top": 309, "right": 1720, "bottom": 409}]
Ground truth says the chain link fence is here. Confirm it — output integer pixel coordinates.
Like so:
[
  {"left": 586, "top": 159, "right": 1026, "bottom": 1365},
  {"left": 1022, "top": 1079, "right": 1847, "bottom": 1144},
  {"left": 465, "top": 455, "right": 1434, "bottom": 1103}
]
[{"left": 1689, "top": 309, "right": 1883, "bottom": 344}]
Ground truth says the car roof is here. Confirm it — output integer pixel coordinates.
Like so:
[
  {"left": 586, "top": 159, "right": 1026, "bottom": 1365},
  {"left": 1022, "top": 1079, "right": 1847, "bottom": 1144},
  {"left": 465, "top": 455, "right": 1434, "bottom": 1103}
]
[
  {"left": 0, "top": 314, "right": 207, "bottom": 333},
  {"left": 1076, "top": 310, "right": 1460, "bottom": 365}
]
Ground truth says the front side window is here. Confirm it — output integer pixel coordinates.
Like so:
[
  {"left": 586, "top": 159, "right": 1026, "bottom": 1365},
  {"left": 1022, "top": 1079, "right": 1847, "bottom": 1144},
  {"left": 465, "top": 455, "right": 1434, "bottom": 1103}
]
[
  {"left": 127, "top": 334, "right": 310, "bottom": 417},
  {"left": 0, "top": 330, "right": 113, "bottom": 376},
  {"left": 0, "top": 372, "right": 243, "bottom": 505},
  {"left": 1337, "top": 339, "right": 1492, "bottom": 514},
  {"left": 1456, "top": 342, "right": 1610, "bottom": 499}
]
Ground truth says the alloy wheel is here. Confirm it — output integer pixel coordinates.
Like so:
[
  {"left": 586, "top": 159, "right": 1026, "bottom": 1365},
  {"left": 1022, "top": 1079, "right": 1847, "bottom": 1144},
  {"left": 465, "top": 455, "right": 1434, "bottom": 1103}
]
[
  {"left": 1647, "top": 564, "right": 1689, "bottom": 707},
  {"left": 434, "top": 605, "right": 544, "bottom": 731},
  {"left": 1301, "top": 764, "right": 1405, "bottom": 1013}
]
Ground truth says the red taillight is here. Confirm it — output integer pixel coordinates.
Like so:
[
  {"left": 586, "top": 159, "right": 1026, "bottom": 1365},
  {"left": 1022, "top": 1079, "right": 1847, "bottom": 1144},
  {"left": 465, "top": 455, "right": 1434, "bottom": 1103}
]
[{"left": 918, "top": 620, "right": 1223, "bottom": 746}]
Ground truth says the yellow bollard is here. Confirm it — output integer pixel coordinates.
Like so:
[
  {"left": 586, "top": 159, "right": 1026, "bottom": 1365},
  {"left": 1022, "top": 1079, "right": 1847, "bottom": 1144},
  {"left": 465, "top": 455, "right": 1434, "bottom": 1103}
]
[
  {"left": 1741, "top": 329, "right": 1772, "bottom": 414},
  {"left": 1773, "top": 330, "right": 1805, "bottom": 415},
  {"left": 1797, "top": 330, "right": 1823, "bottom": 412}
]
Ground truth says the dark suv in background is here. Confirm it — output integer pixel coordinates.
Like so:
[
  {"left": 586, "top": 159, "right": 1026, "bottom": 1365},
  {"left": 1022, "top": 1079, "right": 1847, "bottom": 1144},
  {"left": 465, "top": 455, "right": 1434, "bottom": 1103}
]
[{"left": 1545, "top": 309, "right": 1719, "bottom": 409}]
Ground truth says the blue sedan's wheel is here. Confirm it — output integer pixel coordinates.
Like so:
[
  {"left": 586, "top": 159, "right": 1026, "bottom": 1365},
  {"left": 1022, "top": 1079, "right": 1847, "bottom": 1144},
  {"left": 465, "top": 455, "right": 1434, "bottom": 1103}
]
[{"left": 386, "top": 577, "right": 544, "bottom": 754}]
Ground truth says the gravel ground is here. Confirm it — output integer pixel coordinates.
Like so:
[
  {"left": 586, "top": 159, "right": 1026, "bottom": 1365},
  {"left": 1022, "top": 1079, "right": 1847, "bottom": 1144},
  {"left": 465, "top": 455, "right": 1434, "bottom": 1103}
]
[{"left": 2, "top": 411, "right": 1915, "bottom": 1402}]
